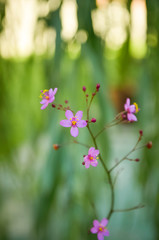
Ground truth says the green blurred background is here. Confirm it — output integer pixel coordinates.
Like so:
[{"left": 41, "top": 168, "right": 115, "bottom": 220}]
[{"left": 0, "top": 0, "right": 158, "bottom": 239}]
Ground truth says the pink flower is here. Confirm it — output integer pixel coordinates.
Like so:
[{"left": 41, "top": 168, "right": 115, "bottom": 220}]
[
  {"left": 91, "top": 218, "right": 109, "bottom": 240},
  {"left": 83, "top": 147, "right": 99, "bottom": 168},
  {"left": 40, "top": 88, "right": 58, "bottom": 110},
  {"left": 124, "top": 98, "right": 139, "bottom": 122},
  {"left": 60, "top": 110, "right": 87, "bottom": 137}
]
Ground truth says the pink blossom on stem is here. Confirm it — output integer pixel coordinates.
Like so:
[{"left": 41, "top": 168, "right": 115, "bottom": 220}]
[
  {"left": 91, "top": 218, "right": 109, "bottom": 240},
  {"left": 40, "top": 88, "right": 58, "bottom": 110},
  {"left": 83, "top": 147, "right": 99, "bottom": 168},
  {"left": 60, "top": 110, "right": 87, "bottom": 137},
  {"left": 124, "top": 98, "right": 139, "bottom": 122}
]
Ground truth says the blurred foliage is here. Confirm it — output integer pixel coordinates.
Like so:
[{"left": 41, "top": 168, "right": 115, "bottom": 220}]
[{"left": 0, "top": 0, "right": 158, "bottom": 240}]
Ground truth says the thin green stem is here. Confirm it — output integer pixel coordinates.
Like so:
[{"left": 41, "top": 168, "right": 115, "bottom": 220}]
[{"left": 113, "top": 203, "right": 145, "bottom": 213}]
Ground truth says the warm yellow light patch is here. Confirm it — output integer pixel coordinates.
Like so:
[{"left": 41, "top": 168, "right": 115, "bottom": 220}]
[{"left": 133, "top": 102, "right": 139, "bottom": 113}]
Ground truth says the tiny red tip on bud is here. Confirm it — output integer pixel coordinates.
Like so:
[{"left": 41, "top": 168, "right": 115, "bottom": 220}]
[
  {"left": 83, "top": 155, "right": 86, "bottom": 157},
  {"left": 82, "top": 161, "right": 85, "bottom": 165},
  {"left": 82, "top": 86, "right": 86, "bottom": 92},
  {"left": 52, "top": 104, "right": 56, "bottom": 108},
  {"left": 86, "top": 120, "right": 88, "bottom": 123},
  {"left": 92, "top": 92, "right": 96, "bottom": 96},
  {"left": 96, "top": 83, "right": 100, "bottom": 91},
  {"left": 91, "top": 118, "right": 96, "bottom": 123},
  {"left": 146, "top": 141, "right": 152, "bottom": 149},
  {"left": 53, "top": 144, "right": 60, "bottom": 150},
  {"left": 65, "top": 100, "right": 68, "bottom": 104},
  {"left": 135, "top": 158, "right": 140, "bottom": 162},
  {"left": 139, "top": 130, "right": 143, "bottom": 136}
]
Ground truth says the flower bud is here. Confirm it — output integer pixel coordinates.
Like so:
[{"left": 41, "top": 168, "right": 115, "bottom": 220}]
[
  {"left": 53, "top": 144, "right": 60, "bottom": 150},
  {"left": 92, "top": 92, "right": 96, "bottom": 96},
  {"left": 139, "top": 130, "right": 143, "bottom": 136},
  {"left": 91, "top": 118, "right": 96, "bottom": 123},
  {"left": 86, "top": 94, "right": 89, "bottom": 97},
  {"left": 52, "top": 104, "right": 56, "bottom": 108},
  {"left": 135, "top": 158, "right": 140, "bottom": 162},
  {"left": 82, "top": 86, "right": 86, "bottom": 92},
  {"left": 65, "top": 100, "right": 68, "bottom": 104},
  {"left": 146, "top": 141, "right": 152, "bottom": 149},
  {"left": 82, "top": 161, "right": 85, "bottom": 165},
  {"left": 96, "top": 83, "right": 100, "bottom": 91}
]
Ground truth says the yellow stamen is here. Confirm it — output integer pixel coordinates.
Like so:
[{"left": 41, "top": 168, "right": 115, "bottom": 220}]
[
  {"left": 72, "top": 121, "right": 77, "bottom": 125},
  {"left": 99, "top": 227, "right": 103, "bottom": 231},
  {"left": 133, "top": 102, "right": 139, "bottom": 113},
  {"left": 90, "top": 157, "right": 94, "bottom": 160},
  {"left": 46, "top": 96, "right": 49, "bottom": 100}
]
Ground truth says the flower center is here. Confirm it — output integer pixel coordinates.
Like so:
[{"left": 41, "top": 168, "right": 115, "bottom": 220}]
[
  {"left": 46, "top": 96, "right": 50, "bottom": 100},
  {"left": 89, "top": 156, "right": 94, "bottom": 161},
  {"left": 99, "top": 227, "right": 103, "bottom": 232},
  {"left": 133, "top": 102, "right": 139, "bottom": 113},
  {"left": 72, "top": 120, "right": 77, "bottom": 126},
  {"left": 40, "top": 89, "right": 49, "bottom": 99}
]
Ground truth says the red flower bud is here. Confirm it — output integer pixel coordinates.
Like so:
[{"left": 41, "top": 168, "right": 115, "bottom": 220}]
[
  {"left": 82, "top": 86, "right": 86, "bottom": 92},
  {"left": 92, "top": 92, "right": 96, "bottom": 96},
  {"left": 146, "top": 141, "right": 152, "bottom": 149},
  {"left": 65, "top": 100, "right": 68, "bottom": 104},
  {"left": 53, "top": 144, "right": 60, "bottom": 150},
  {"left": 52, "top": 104, "right": 56, "bottom": 108},
  {"left": 139, "top": 130, "right": 143, "bottom": 136},
  {"left": 96, "top": 83, "right": 100, "bottom": 91},
  {"left": 86, "top": 94, "right": 89, "bottom": 97},
  {"left": 135, "top": 158, "right": 140, "bottom": 162},
  {"left": 91, "top": 118, "right": 96, "bottom": 123},
  {"left": 82, "top": 161, "right": 85, "bottom": 165}
]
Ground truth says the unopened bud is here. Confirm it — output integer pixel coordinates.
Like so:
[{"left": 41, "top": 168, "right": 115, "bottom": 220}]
[
  {"left": 53, "top": 144, "right": 60, "bottom": 150},
  {"left": 135, "top": 158, "right": 140, "bottom": 162},
  {"left": 83, "top": 155, "right": 86, "bottom": 157},
  {"left": 82, "top": 161, "right": 85, "bottom": 165},
  {"left": 139, "top": 130, "right": 143, "bottom": 136},
  {"left": 96, "top": 83, "right": 100, "bottom": 91},
  {"left": 91, "top": 118, "right": 96, "bottom": 123},
  {"left": 82, "top": 86, "right": 86, "bottom": 92},
  {"left": 86, "top": 94, "right": 89, "bottom": 97},
  {"left": 65, "top": 100, "right": 68, "bottom": 104},
  {"left": 92, "top": 92, "right": 96, "bottom": 96},
  {"left": 52, "top": 104, "right": 56, "bottom": 108},
  {"left": 146, "top": 141, "right": 152, "bottom": 149}
]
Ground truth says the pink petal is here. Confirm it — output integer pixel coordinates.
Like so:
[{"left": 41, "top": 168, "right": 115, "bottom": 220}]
[
  {"left": 91, "top": 160, "right": 98, "bottom": 167},
  {"left": 49, "top": 88, "right": 54, "bottom": 97},
  {"left": 84, "top": 156, "right": 89, "bottom": 162},
  {"left": 41, "top": 102, "right": 49, "bottom": 110},
  {"left": 53, "top": 88, "right": 58, "bottom": 95},
  {"left": 103, "top": 229, "right": 109, "bottom": 236},
  {"left": 100, "top": 218, "right": 108, "bottom": 227},
  {"left": 77, "top": 120, "right": 87, "bottom": 128},
  {"left": 85, "top": 161, "right": 90, "bottom": 168},
  {"left": 70, "top": 127, "right": 79, "bottom": 137},
  {"left": 94, "top": 149, "right": 99, "bottom": 156},
  {"left": 75, "top": 111, "right": 83, "bottom": 120},
  {"left": 60, "top": 120, "right": 71, "bottom": 127},
  {"left": 65, "top": 110, "right": 74, "bottom": 120},
  {"left": 97, "top": 232, "right": 104, "bottom": 240},
  {"left": 126, "top": 98, "right": 130, "bottom": 106},
  {"left": 129, "top": 105, "right": 136, "bottom": 113},
  {"left": 90, "top": 227, "right": 98, "bottom": 234},
  {"left": 88, "top": 147, "right": 95, "bottom": 155},
  {"left": 93, "top": 220, "right": 100, "bottom": 228},
  {"left": 127, "top": 113, "right": 137, "bottom": 122},
  {"left": 40, "top": 99, "right": 47, "bottom": 104}
]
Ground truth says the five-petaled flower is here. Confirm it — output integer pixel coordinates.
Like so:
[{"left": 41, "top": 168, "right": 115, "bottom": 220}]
[
  {"left": 83, "top": 147, "right": 99, "bottom": 168},
  {"left": 60, "top": 110, "right": 87, "bottom": 137},
  {"left": 124, "top": 98, "right": 139, "bottom": 122},
  {"left": 91, "top": 218, "right": 109, "bottom": 240},
  {"left": 40, "top": 88, "right": 58, "bottom": 110}
]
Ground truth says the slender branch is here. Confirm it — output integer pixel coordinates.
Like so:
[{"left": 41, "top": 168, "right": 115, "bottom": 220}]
[
  {"left": 73, "top": 140, "right": 90, "bottom": 149},
  {"left": 113, "top": 203, "right": 145, "bottom": 213},
  {"left": 87, "top": 124, "right": 114, "bottom": 220},
  {"left": 109, "top": 138, "right": 142, "bottom": 173}
]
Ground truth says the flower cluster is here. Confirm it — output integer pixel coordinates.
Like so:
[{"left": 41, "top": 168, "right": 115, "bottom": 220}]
[{"left": 40, "top": 85, "right": 152, "bottom": 240}]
